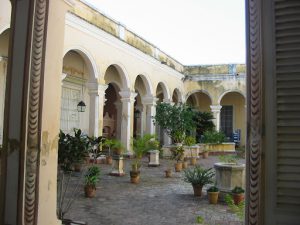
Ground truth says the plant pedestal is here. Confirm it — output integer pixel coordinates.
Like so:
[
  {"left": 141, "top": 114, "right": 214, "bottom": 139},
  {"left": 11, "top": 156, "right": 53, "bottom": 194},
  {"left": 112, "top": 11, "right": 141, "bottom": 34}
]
[
  {"left": 214, "top": 162, "right": 245, "bottom": 201},
  {"left": 109, "top": 155, "right": 125, "bottom": 176},
  {"left": 148, "top": 150, "right": 160, "bottom": 167},
  {"left": 207, "top": 191, "right": 219, "bottom": 204}
]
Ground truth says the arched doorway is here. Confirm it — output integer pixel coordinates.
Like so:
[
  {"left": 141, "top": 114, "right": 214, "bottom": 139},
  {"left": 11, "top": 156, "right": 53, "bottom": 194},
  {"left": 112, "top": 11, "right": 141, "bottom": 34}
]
[
  {"left": 172, "top": 88, "right": 183, "bottom": 104},
  {"left": 219, "top": 91, "right": 246, "bottom": 146},
  {"left": 61, "top": 50, "right": 97, "bottom": 136},
  {"left": 134, "top": 75, "right": 152, "bottom": 137},
  {"left": 0, "top": 28, "right": 9, "bottom": 145}
]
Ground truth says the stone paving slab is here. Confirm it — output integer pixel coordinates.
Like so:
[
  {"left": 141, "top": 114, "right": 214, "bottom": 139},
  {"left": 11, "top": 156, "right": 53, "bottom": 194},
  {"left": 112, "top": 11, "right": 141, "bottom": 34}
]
[{"left": 64, "top": 156, "right": 245, "bottom": 225}]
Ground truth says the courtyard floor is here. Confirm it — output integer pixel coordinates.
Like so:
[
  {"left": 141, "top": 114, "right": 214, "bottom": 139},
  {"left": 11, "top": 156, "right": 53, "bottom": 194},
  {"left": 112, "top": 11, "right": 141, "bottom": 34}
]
[{"left": 64, "top": 156, "right": 245, "bottom": 225}]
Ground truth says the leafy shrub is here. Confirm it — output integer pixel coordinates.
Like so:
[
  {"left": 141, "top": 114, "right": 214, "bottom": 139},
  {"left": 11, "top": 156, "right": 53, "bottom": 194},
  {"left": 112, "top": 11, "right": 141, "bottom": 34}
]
[
  {"left": 183, "top": 166, "right": 215, "bottom": 186},
  {"left": 202, "top": 130, "right": 226, "bottom": 144},
  {"left": 224, "top": 194, "right": 245, "bottom": 221},
  {"left": 207, "top": 186, "right": 219, "bottom": 192},
  {"left": 85, "top": 166, "right": 101, "bottom": 187},
  {"left": 232, "top": 186, "right": 245, "bottom": 194}
]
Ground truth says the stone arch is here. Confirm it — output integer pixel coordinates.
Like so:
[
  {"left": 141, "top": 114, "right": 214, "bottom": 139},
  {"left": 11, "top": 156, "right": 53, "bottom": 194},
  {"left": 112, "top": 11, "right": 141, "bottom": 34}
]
[
  {"left": 104, "top": 62, "right": 130, "bottom": 90},
  {"left": 134, "top": 73, "right": 153, "bottom": 96},
  {"left": 155, "top": 81, "right": 171, "bottom": 102},
  {"left": 218, "top": 90, "right": 246, "bottom": 105},
  {"left": 172, "top": 88, "right": 184, "bottom": 103},
  {"left": 186, "top": 89, "right": 213, "bottom": 103},
  {"left": 63, "top": 46, "right": 99, "bottom": 81},
  {"left": 186, "top": 90, "right": 213, "bottom": 112}
]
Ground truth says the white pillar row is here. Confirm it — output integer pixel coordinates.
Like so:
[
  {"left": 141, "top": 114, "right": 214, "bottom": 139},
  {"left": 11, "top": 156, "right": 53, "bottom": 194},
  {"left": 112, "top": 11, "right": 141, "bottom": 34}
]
[
  {"left": 142, "top": 95, "right": 158, "bottom": 135},
  {"left": 135, "top": 105, "right": 144, "bottom": 137},
  {"left": 210, "top": 105, "right": 222, "bottom": 131},
  {"left": 119, "top": 90, "right": 137, "bottom": 152},
  {"left": 162, "top": 98, "right": 172, "bottom": 145},
  {"left": 97, "top": 84, "right": 108, "bottom": 136}
]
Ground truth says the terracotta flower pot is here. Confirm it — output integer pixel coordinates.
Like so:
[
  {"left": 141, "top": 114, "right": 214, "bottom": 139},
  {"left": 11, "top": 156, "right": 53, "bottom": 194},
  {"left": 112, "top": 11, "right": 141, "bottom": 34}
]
[
  {"left": 106, "top": 156, "right": 113, "bottom": 165},
  {"left": 190, "top": 157, "right": 197, "bottom": 165},
  {"left": 165, "top": 169, "right": 172, "bottom": 178},
  {"left": 175, "top": 162, "right": 183, "bottom": 172},
  {"left": 192, "top": 184, "right": 203, "bottom": 196},
  {"left": 207, "top": 191, "right": 219, "bottom": 204},
  {"left": 130, "top": 171, "right": 140, "bottom": 184},
  {"left": 84, "top": 185, "right": 96, "bottom": 198},
  {"left": 182, "top": 161, "right": 188, "bottom": 169},
  {"left": 233, "top": 193, "right": 244, "bottom": 205},
  {"left": 73, "top": 163, "right": 82, "bottom": 172},
  {"left": 202, "top": 151, "right": 209, "bottom": 159}
]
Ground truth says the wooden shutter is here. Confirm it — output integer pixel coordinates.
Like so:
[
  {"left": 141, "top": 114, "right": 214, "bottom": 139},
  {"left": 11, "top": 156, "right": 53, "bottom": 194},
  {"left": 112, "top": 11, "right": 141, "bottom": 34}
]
[{"left": 274, "top": 0, "right": 300, "bottom": 223}]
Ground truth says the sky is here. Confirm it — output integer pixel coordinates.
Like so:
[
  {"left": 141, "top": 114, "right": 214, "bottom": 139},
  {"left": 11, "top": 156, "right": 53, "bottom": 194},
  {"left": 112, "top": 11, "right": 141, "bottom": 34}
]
[{"left": 84, "top": 0, "right": 246, "bottom": 65}]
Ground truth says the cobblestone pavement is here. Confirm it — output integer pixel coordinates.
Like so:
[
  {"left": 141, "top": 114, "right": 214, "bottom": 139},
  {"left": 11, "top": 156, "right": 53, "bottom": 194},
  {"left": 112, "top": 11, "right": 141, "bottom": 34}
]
[{"left": 64, "top": 156, "right": 245, "bottom": 225}]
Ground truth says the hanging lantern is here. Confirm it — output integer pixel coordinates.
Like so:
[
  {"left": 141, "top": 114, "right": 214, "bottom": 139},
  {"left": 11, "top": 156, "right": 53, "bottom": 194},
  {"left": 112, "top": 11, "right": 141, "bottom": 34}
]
[
  {"left": 77, "top": 101, "right": 86, "bottom": 112},
  {"left": 134, "top": 109, "right": 141, "bottom": 118}
]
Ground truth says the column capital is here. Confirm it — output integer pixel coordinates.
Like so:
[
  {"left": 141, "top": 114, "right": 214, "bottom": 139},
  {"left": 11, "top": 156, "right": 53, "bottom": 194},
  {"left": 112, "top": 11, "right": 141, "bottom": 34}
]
[
  {"left": 119, "top": 90, "right": 137, "bottom": 102},
  {"left": 142, "top": 95, "right": 158, "bottom": 105},
  {"left": 210, "top": 105, "right": 222, "bottom": 112}
]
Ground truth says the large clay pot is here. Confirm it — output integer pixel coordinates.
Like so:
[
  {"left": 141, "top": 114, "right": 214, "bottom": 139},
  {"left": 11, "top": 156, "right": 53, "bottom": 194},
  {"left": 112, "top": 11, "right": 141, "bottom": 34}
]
[
  {"left": 106, "top": 156, "right": 113, "bottom": 165},
  {"left": 175, "top": 162, "right": 183, "bottom": 172},
  {"left": 182, "top": 161, "right": 188, "bottom": 169},
  {"left": 202, "top": 151, "right": 209, "bottom": 159},
  {"left": 207, "top": 191, "right": 219, "bottom": 204},
  {"left": 84, "top": 185, "right": 96, "bottom": 198},
  {"left": 192, "top": 184, "right": 203, "bottom": 196},
  {"left": 233, "top": 193, "right": 244, "bottom": 205},
  {"left": 190, "top": 157, "right": 197, "bottom": 165},
  {"left": 130, "top": 171, "right": 140, "bottom": 184},
  {"left": 165, "top": 169, "right": 172, "bottom": 178}
]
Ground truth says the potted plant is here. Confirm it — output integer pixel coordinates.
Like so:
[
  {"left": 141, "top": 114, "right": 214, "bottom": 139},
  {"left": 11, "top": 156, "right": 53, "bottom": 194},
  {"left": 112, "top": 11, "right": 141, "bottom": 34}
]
[
  {"left": 184, "top": 136, "right": 196, "bottom": 165},
  {"left": 183, "top": 166, "right": 215, "bottom": 197},
  {"left": 130, "top": 134, "right": 156, "bottom": 183},
  {"left": 171, "top": 145, "right": 185, "bottom": 172},
  {"left": 111, "top": 139, "right": 125, "bottom": 156},
  {"left": 231, "top": 186, "right": 245, "bottom": 205},
  {"left": 84, "top": 166, "right": 101, "bottom": 198},
  {"left": 103, "top": 139, "right": 114, "bottom": 164},
  {"left": 207, "top": 186, "right": 219, "bottom": 204},
  {"left": 87, "top": 135, "right": 105, "bottom": 164}
]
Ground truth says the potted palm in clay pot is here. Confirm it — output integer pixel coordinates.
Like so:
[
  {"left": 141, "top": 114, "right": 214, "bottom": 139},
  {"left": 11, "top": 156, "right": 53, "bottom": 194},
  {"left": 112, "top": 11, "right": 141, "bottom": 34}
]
[
  {"left": 184, "top": 136, "right": 196, "bottom": 166},
  {"left": 84, "top": 166, "right": 101, "bottom": 198},
  {"left": 103, "top": 139, "right": 114, "bottom": 164},
  {"left": 183, "top": 166, "right": 215, "bottom": 197},
  {"left": 171, "top": 145, "right": 185, "bottom": 172}
]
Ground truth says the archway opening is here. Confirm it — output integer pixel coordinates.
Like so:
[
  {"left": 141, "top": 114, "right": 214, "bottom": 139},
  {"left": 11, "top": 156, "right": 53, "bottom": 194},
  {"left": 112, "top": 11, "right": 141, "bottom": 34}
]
[
  {"left": 186, "top": 91, "right": 212, "bottom": 112},
  {"left": 172, "top": 88, "right": 182, "bottom": 104},
  {"left": 220, "top": 91, "right": 246, "bottom": 146}
]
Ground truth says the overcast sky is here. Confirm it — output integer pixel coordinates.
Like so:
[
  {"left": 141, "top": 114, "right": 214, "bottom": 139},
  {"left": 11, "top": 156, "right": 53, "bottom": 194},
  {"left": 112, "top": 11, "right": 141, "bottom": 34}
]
[{"left": 84, "top": 0, "right": 246, "bottom": 65}]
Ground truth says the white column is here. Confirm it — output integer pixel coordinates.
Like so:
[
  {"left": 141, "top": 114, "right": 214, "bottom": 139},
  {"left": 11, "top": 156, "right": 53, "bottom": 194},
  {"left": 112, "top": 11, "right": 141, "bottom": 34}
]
[
  {"left": 86, "top": 82, "right": 100, "bottom": 137},
  {"left": 98, "top": 84, "right": 108, "bottom": 136},
  {"left": 135, "top": 106, "right": 144, "bottom": 137},
  {"left": 119, "top": 90, "right": 137, "bottom": 153},
  {"left": 114, "top": 102, "right": 122, "bottom": 139},
  {"left": 142, "top": 95, "right": 158, "bottom": 135},
  {"left": 210, "top": 105, "right": 222, "bottom": 131}
]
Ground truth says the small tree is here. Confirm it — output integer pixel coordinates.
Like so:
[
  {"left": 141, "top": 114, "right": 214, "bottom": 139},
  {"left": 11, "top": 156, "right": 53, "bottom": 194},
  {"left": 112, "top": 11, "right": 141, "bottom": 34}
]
[{"left": 154, "top": 103, "right": 196, "bottom": 143}]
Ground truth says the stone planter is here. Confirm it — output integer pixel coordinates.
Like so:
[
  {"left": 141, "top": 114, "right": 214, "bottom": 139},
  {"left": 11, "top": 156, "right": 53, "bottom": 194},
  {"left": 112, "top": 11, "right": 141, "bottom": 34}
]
[{"left": 214, "top": 162, "right": 245, "bottom": 200}]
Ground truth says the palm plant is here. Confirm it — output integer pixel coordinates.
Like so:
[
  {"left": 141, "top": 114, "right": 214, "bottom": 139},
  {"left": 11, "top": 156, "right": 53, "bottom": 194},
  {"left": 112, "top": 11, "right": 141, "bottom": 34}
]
[{"left": 183, "top": 166, "right": 215, "bottom": 186}]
